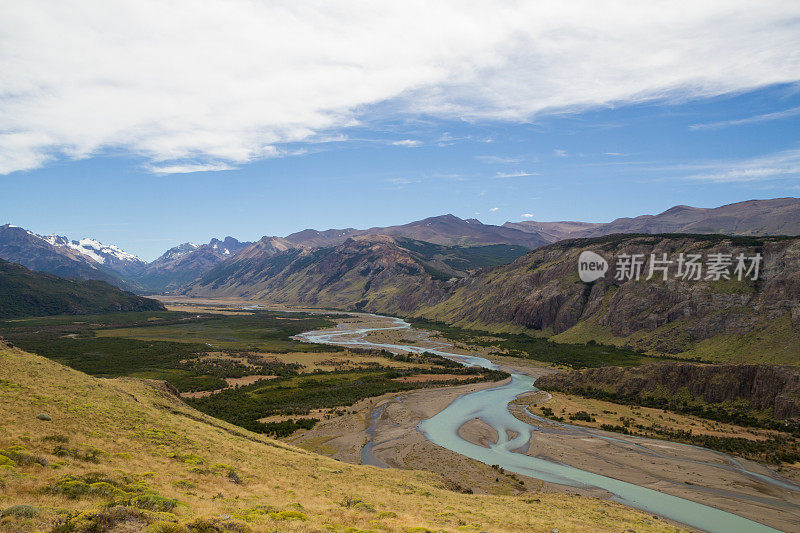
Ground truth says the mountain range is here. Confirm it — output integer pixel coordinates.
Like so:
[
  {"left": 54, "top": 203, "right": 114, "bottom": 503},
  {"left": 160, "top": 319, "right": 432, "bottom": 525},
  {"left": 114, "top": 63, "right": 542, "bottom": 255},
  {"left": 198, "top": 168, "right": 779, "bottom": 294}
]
[
  {"left": 2, "top": 197, "right": 799, "bottom": 298},
  {"left": 505, "top": 197, "right": 800, "bottom": 241}
]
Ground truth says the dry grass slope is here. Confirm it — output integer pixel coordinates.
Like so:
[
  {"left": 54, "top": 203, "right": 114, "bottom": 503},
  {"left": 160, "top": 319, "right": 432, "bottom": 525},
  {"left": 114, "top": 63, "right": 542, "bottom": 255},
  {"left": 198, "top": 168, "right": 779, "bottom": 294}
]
[{"left": 0, "top": 342, "right": 684, "bottom": 532}]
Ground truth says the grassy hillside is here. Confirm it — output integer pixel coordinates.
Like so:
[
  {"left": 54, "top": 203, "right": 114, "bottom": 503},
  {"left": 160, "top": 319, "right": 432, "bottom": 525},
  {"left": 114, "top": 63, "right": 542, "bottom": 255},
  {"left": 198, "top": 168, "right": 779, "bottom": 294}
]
[
  {"left": 413, "top": 234, "right": 800, "bottom": 364},
  {"left": 0, "top": 343, "right": 681, "bottom": 532},
  {"left": 0, "top": 258, "right": 164, "bottom": 318}
]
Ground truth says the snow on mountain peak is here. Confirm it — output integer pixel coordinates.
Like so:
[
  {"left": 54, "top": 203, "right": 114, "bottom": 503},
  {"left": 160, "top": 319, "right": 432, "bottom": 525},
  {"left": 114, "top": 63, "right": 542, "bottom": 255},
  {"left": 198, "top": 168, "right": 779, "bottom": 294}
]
[{"left": 31, "top": 231, "right": 142, "bottom": 265}]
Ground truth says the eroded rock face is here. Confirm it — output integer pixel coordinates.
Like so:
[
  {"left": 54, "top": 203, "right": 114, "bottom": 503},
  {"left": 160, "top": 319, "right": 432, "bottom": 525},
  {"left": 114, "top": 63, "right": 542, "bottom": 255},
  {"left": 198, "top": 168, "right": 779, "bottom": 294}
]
[
  {"left": 418, "top": 235, "right": 800, "bottom": 355},
  {"left": 536, "top": 362, "right": 800, "bottom": 421}
]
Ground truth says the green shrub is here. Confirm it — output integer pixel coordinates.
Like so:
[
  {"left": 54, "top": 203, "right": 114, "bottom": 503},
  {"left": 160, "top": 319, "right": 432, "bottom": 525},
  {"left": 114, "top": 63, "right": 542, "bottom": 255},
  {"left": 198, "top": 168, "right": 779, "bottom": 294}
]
[
  {"left": 2, "top": 505, "right": 40, "bottom": 518},
  {"left": 184, "top": 517, "right": 252, "bottom": 532},
  {"left": 43, "top": 434, "right": 69, "bottom": 443},
  {"left": 53, "top": 445, "right": 106, "bottom": 463},
  {"left": 267, "top": 510, "right": 307, "bottom": 521},
  {"left": 124, "top": 492, "right": 179, "bottom": 512},
  {"left": 0, "top": 446, "right": 47, "bottom": 466},
  {"left": 52, "top": 505, "right": 153, "bottom": 532}
]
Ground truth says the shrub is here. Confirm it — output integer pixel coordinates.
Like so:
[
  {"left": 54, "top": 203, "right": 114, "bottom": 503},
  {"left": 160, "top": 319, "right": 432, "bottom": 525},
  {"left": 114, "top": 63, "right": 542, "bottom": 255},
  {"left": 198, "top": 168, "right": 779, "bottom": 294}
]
[
  {"left": 2, "top": 505, "right": 40, "bottom": 518},
  {"left": 43, "top": 434, "right": 69, "bottom": 443},
  {"left": 184, "top": 517, "right": 252, "bottom": 532},
  {"left": 53, "top": 445, "right": 105, "bottom": 463},
  {"left": 124, "top": 492, "right": 179, "bottom": 513},
  {"left": 267, "top": 510, "right": 307, "bottom": 521},
  {"left": 0, "top": 446, "right": 47, "bottom": 466},
  {"left": 52, "top": 505, "right": 153, "bottom": 533}
]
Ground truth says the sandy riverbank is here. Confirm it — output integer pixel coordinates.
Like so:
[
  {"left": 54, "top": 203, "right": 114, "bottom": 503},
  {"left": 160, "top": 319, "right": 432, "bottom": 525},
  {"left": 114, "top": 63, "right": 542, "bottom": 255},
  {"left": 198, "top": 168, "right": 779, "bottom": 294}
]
[{"left": 289, "top": 313, "right": 800, "bottom": 531}]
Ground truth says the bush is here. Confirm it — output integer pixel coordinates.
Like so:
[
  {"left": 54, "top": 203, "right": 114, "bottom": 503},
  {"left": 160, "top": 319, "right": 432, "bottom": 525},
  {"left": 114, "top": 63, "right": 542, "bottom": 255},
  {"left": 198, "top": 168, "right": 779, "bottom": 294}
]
[
  {"left": 53, "top": 445, "right": 105, "bottom": 463},
  {"left": 268, "top": 510, "right": 307, "bottom": 521},
  {"left": 184, "top": 517, "right": 252, "bottom": 532},
  {"left": 124, "top": 492, "right": 179, "bottom": 513},
  {"left": 0, "top": 446, "right": 47, "bottom": 466},
  {"left": 2, "top": 505, "right": 40, "bottom": 518},
  {"left": 52, "top": 506, "right": 153, "bottom": 533}
]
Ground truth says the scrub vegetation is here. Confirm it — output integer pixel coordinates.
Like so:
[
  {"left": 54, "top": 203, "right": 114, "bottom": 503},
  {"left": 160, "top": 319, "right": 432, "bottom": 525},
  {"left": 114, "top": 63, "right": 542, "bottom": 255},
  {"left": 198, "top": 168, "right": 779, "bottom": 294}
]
[{"left": 0, "top": 343, "right": 682, "bottom": 532}]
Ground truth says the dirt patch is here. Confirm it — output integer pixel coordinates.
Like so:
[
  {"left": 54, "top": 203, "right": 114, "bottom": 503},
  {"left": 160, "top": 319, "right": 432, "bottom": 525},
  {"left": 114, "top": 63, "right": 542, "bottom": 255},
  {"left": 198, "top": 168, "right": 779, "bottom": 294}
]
[{"left": 225, "top": 375, "right": 276, "bottom": 386}]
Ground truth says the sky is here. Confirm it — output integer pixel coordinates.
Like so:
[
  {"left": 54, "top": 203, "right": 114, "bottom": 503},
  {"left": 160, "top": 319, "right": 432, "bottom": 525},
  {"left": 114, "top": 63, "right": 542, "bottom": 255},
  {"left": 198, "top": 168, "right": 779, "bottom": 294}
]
[{"left": 2, "top": 1, "right": 800, "bottom": 261}]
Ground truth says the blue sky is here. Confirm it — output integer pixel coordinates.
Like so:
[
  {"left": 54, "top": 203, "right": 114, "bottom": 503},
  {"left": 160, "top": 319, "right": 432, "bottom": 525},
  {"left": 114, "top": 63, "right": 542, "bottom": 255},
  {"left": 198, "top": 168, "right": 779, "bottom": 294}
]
[{"left": 2, "top": 2, "right": 800, "bottom": 260}]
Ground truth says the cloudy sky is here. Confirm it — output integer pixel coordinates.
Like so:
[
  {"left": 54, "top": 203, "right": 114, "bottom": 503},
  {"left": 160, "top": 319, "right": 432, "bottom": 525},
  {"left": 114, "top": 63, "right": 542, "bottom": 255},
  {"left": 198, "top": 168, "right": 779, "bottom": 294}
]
[{"left": 2, "top": 1, "right": 800, "bottom": 259}]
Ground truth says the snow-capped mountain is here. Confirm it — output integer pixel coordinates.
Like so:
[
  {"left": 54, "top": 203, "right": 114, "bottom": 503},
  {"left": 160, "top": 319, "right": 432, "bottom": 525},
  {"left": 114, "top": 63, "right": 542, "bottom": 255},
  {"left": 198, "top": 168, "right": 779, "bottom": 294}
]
[
  {"left": 136, "top": 237, "right": 253, "bottom": 293},
  {"left": 0, "top": 224, "right": 132, "bottom": 286},
  {"left": 38, "top": 235, "right": 146, "bottom": 277}
]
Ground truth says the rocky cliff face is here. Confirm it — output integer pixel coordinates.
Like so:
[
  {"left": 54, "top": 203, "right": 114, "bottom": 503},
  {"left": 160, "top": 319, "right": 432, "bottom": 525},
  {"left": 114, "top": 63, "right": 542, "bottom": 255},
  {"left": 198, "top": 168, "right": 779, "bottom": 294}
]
[
  {"left": 536, "top": 362, "right": 800, "bottom": 421},
  {"left": 414, "top": 234, "right": 800, "bottom": 361}
]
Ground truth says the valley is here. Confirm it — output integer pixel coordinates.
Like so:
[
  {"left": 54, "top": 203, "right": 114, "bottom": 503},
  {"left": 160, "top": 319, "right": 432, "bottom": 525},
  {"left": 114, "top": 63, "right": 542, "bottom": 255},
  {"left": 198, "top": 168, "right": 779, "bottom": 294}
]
[
  {"left": 2, "top": 200, "right": 800, "bottom": 532},
  {"left": 287, "top": 313, "right": 800, "bottom": 532}
]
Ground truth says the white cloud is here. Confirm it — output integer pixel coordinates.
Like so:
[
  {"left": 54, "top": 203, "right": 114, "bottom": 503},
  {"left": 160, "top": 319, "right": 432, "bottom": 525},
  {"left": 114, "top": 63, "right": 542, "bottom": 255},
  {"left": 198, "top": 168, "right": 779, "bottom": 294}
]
[
  {"left": 386, "top": 177, "right": 422, "bottom": 185},
  {"left": 2, "top": 1, "right": 800, "bottom": 174},
  {"left": 689, "top": 106, "right": 800, "bottom": 130},
  {"left": 391, "top": 139, "right": 422, "bottom": 147},
  {"left": 492, "top": 171, "right": 538, "bottom": 178},
  {"left": 521, "top": 213, "right": 535, "bottom": 219},
  {"left": 147, "top": 163, "right": 237, "bottom": 174},
  {"left": 553, "top": 149, "right": 568, "bottom": 158},
  {"left": 475, "top": 155, "right": 524, "bottom": 164},
  {"left": 489, "top": 207, "right": 500, "bottom": 212},
  {"left": 683, "top": 148, "right": 800, "bottom": 183}
]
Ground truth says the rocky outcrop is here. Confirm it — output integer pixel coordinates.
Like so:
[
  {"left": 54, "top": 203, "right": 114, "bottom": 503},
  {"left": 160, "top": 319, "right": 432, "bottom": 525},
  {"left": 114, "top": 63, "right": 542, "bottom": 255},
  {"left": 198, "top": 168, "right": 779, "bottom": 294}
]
[
  {"left": 536, "top": 362, "right": 800, "bottom": 421},
  {"left": 414, "top": 234, "right": 800, "bottom": 358}
]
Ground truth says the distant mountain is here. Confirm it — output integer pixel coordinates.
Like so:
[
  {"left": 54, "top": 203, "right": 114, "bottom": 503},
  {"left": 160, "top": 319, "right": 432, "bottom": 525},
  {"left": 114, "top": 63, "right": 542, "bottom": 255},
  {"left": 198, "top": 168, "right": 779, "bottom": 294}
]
[
  {"left": 502, "top": 221, "right": 603, "bottom": 242},
  {"left": 0, "top": 258, "right": 164, "bottom": 318},
  {"left": 0, "top": 225, "right": 133, "bottom": 287},
  {"left": 506, "top": 198, "right": 800, "bottom": 242},
  {"left": 286, "top": 214, "right": 548, "bottom": 249},
  {"left": 135, "top": 236, "right": 254, "bottom": 293},
  {"left": 182, "top": 235, "right": 529, "bottom": 307}
]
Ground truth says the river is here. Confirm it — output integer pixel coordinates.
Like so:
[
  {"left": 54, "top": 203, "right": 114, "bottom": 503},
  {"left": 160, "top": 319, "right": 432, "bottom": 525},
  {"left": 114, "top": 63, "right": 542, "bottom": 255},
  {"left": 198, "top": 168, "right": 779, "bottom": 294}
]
[{"left": 298, "top": 313, "right": 797, "bottom": 533}]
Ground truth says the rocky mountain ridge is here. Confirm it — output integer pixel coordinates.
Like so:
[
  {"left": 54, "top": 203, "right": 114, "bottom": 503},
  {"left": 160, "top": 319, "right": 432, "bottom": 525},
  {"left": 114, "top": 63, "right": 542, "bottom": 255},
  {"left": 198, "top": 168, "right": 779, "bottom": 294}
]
[{"left": 506, "top": 198, "right": 800, "bottom": 241}]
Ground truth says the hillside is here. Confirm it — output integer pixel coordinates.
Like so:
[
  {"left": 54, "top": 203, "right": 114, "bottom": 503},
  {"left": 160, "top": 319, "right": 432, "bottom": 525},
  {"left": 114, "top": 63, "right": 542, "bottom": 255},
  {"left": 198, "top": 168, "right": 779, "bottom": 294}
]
[
  {"left": 507, "top": 198, "right": 800, "bottom": 241},
  {"left": 182, "top": 232, "right": 800, "bottom": 364},
  {"left": 0, "top": 258, "right": 164, "bottom": 318},
  {"left": 414, "top": 234, "right": 800, "bottom": 363},
  {"left": 536, "top": 362, "right": 800, "bottom": 424},
  {"left": 0, "top": 343, "right": 676, "bottom": 532},
  {"left": 182, "top": 235, "right": 528, "bottom": 310}
]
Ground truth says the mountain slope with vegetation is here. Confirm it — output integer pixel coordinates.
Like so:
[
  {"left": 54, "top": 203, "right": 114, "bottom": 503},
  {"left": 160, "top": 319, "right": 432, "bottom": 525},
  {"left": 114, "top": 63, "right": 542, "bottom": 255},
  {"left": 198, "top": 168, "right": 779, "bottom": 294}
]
[
  {"left": 183, "top": 232, "right": 800, "bottom": 364},
  {"left": 183, "top": 235, "right": 528, "bottom": 310},
  {"left": 413, "top": 234, "right": 800, "bottom": 364},
  {"left": 0, "top": 342, "right": 677, "bottom": 532},
  {"left": 0, "top": 258, "right": 164, "bottom": 318}
]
